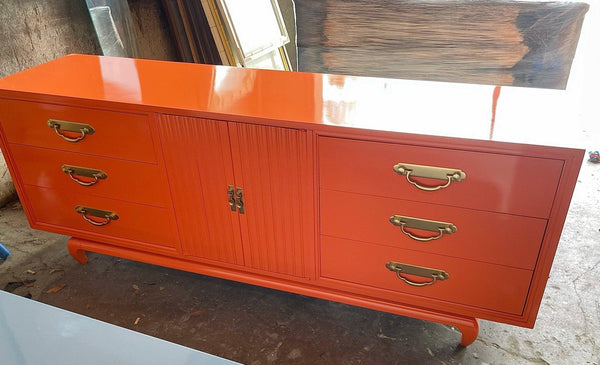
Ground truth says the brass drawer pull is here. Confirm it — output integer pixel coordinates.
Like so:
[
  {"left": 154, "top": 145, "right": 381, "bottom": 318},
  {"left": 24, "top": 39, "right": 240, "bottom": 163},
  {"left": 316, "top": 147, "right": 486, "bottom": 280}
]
[
  {"left": 48, "top": 119, "right": 95, "bottom": 143},
  {"left": 393, "top": 163, "right": 466, "bottom": 191},
  {"left": 389, "top": 215, "right": 457, "bottom": 242},
  {"left": 62, "top": 165, "right": 107, "bottom": 186},
  {"left": 75, "top": 205, "right": 118, "bottom": 226},
  {"left": 385, "top": 261, "right": 449, "bottom": 287}
]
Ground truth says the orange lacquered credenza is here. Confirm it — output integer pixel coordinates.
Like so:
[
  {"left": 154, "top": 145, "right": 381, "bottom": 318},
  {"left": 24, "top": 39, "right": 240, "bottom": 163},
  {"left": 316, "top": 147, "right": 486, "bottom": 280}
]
[{"left": 0, "top": 55, "right": 583, "bottom": 346}]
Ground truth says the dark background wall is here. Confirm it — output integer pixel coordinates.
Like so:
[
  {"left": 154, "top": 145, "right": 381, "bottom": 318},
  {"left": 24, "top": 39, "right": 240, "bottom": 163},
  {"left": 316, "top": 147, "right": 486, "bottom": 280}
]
[
  {"left": 0, "top": 0, "right": 185, "bottom": 79},
  {"left": 0, "top": 0, "right": 101, "bottom": 78}
]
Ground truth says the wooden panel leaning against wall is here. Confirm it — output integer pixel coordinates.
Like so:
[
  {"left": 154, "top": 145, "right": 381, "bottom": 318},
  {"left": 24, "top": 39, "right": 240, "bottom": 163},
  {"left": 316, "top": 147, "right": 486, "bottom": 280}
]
[
  {"left": 161, "top": 0, "right": 297, "bottom": 70},
  {"left": 295, "top": 0, "right": 589, "bottom": 89}
]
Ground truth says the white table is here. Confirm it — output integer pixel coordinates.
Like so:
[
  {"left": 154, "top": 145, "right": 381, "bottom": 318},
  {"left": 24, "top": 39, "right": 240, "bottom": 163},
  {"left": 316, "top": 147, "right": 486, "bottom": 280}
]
[{"left": 0, "top": 290, "right": 241, "bottom": 365}]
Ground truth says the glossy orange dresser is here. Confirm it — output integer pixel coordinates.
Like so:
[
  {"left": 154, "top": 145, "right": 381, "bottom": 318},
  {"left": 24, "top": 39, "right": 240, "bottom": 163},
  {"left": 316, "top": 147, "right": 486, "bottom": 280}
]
[{"left": 0, "top": 55, "right": 583, "bottom": 346}]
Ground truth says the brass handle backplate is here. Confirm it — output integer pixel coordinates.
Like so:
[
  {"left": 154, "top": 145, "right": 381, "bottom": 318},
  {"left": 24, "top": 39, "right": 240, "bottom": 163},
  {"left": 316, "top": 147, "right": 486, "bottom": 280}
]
[
  {"left": 62, "top": 165, "right": 107, "bottom": 186},
  {"left": 385, "top": 261, "right": 449, "bottom": 287},
  {"left": 75, "top": 205, "right": 118, "bottom": 226},
  {"left": 227, "top": 185, "right": 237, "bottom": 212},
  {"left": 48, "top": 119, "right": 95, "bottom": 143},
  {"left": 393, "top": 163, "right": 465, "bottom": 191},
  {"left": 389, "top": 215, "right": 457, "bottom": 242},
  {"left": 227, "top": 186, "right": 245, "bottom": 214},
  {"left": 235, "top": 188, "right": 245, "bottom": 214}
]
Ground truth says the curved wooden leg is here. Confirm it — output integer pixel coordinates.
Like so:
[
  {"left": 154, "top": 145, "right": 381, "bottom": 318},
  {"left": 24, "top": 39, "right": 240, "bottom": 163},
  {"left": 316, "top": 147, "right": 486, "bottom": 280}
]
[
  {"left": 456, "top": 318, "right": 480, "bottom": 347},
  {"left": 67, "top": 238, "right": 88, "bottom": 264}
]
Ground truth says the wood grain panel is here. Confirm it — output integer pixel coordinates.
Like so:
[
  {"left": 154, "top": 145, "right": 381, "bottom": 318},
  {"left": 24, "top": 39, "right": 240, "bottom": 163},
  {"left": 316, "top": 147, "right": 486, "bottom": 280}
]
[
  {"left": 158, "top": 115, "right": 244, "bottom": 265},
  {"left": 160, "top": 0, "right": 223, "bottom": 64},
  {"left": 296, "top": 0, "right": 588, "bottom": 89},
  {"left": 230, "top": 123, "right": 314, "bottom": 278}
]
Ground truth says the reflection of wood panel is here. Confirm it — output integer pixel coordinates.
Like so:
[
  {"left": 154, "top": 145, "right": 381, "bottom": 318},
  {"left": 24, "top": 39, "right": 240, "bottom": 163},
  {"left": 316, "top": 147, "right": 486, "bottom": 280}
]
[{"left": 296, "top": 0, "right": 589, "bottom": 89}]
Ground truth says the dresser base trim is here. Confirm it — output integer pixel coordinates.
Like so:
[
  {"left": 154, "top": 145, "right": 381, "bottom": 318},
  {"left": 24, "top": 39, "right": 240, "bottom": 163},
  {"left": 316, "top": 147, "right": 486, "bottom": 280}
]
[
  {"left": 67, "top": 241, "right": 89, "bottom": 264},
  {"left": 66, "top": 237, "right": 480, "bottom": 346}
]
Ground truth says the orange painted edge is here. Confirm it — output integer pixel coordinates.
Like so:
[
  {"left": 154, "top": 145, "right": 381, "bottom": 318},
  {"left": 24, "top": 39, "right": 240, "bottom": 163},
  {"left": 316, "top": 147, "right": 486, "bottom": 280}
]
[
  {"left": 0, "top": 120, "right": 39, "bottom": 227},
  {"left": 520, "top": 147, "right": 584, "bottom": 327}
]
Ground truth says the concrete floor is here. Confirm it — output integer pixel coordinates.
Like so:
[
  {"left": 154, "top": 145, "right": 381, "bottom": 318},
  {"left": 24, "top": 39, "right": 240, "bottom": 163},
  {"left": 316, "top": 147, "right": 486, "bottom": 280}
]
[{"left": 2, "top": 3, "right": 600, "bottom": 365}]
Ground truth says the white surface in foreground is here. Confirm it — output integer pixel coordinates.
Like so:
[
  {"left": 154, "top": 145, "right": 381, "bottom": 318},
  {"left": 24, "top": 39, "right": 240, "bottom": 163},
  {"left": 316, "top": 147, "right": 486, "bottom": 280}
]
[{"left": 0, "top": 290, "right": 241, "bottom": 365}]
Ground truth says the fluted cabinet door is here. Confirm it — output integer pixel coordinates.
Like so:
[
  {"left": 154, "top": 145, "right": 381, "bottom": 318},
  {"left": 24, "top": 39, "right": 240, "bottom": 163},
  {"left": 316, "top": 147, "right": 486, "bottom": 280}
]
[
  {"left": 229, "top": 123, "right": 315, "bottom": 279},
  {"left": 158, "top": 115, "right": 244, "bottom": 265}
]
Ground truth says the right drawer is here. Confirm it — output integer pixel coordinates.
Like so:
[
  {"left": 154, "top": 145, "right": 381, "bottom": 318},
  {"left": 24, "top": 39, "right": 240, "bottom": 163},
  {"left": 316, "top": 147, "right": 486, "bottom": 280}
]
[
  {"left": 0, "top": 99, "right": 156, "bottom": 163},
  {"left": 319, "top": 136, "right": 563, "bottom": 218},
  {"left": 321, "top": 189, "right": 546, "bottom": 270},
  {"left": 321, "top": 236, "right": 533, "bottom": 315}
]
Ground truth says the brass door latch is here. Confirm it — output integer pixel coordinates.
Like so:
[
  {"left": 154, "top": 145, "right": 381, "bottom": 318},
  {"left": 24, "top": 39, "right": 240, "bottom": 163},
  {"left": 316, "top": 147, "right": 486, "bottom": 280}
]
[
  {"left": 235, "top": 187, "right": 244, "bottom": 214},
  {"left": 227, "top": 185, "right": 245, "bottom": 214},
  {"left": 227, "top": 185, "right": 236, "bottom": 211}
]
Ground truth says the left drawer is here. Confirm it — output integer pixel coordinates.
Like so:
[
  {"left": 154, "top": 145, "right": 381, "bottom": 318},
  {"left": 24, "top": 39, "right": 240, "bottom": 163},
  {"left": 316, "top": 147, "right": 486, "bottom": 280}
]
[
  {"left": 10, "top": 144, "right": 171, "bottom": 207},
  {"left": 0, "top": 100, "right": 156, "bottom": 163},
  {"left": 24, "top": 185, "right": 178, "bottom": 251}
]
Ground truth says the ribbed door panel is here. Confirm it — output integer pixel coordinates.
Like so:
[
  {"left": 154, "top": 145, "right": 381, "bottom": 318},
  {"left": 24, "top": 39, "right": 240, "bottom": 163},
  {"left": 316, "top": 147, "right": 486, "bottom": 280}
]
[
  {"left": 158, "top": 115, "right": 244, "bottom": 265},
  {"left": 230, "top": 123, "right": 314, "bottom": 278}
]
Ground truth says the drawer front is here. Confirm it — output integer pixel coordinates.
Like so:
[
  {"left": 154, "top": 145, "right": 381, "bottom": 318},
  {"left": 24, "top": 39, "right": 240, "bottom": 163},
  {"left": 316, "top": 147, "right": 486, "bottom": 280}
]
[
  {"left": 321, "top": 189, "right": 546, "bottom": 269},
  {"left": 319, "top": 137, "right": 563, "bottom": 218},
  {"left": 10, "top": 144, "right": 170, "bottom": 207},
  {"left": 321, "top": 236, "right": 532, "bottom": 315},
  {"left": 24, "top": 185, "right": 177, "bottom": 250},
  {"left": 0, "top": 100, "right": 156, "bottom": 163}
]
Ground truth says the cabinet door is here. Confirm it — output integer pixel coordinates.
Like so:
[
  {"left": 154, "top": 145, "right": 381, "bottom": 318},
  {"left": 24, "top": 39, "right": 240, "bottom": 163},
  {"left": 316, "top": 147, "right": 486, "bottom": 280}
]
[
  {"left": 229, "top": 123, "right": 315, "bottom": 278},
  {"left": 158, "top": 115, "right": 244, "bottom": 265}
]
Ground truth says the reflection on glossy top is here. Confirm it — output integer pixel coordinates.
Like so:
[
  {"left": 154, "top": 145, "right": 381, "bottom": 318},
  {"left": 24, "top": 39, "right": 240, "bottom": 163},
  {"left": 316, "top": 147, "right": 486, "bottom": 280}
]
[{"left": 0, "top": 54, "right": 584, "bottom": 148}]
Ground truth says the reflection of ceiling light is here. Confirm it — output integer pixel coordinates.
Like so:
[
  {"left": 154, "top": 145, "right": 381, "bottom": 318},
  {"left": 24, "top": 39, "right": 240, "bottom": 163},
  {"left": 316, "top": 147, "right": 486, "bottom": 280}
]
[{"left": 99, "top": 57, "right": 142, "bottom": 102}]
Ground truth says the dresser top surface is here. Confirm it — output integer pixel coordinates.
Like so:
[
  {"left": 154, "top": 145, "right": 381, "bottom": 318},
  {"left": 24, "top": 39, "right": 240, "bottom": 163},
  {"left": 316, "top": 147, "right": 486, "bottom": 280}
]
[{"left": 0, "top": 54, "right": 585, "bottom": 149}]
